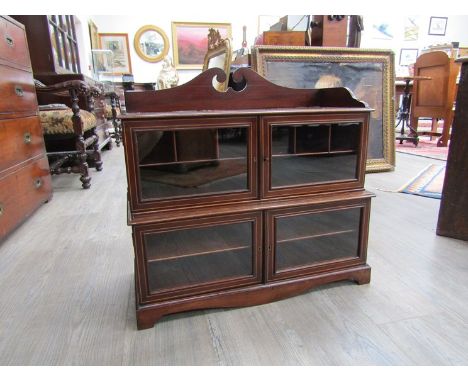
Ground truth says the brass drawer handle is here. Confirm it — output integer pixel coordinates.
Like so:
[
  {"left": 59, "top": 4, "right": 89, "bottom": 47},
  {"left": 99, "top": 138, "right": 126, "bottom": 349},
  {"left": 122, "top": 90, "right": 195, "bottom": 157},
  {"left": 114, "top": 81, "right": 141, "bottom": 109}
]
[
  {"left": 34, "top": 178, "right": 43, "bottom": 189},
  {"left": 24, "top": 132, "right": 32, "bottom": 144},
  {"left": 5, "top": 35, "right": 14, "bottom": 47},
  {"left": 15, "top": 85, "right": 24, "bottom": 97},
  {"left": 0, "top": 203, "right": 4, "bottom": 217}
]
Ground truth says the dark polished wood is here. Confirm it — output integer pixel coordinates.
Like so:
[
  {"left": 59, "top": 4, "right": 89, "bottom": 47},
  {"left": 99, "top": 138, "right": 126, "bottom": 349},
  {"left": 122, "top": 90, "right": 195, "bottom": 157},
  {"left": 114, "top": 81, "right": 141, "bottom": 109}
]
[
  {"left": 0, "top": 116, "right": 45, "bottom": 172},
  {"left": 437, "top": 57, "right": 468, "bottom": 241},
  {"left": 395, "top": 76, "right": 431, "bottom": 146},
  {"left": 136, "top": 264, "right": 371, "bottom": 330},
  {"left": 124, "top": 67, "right": 367, "bottom": 113},
  {"left": 121, "top": 68, "right": 373, "bottom": 329},
  {"left": 0, "top": 15, "right": 51, "bottom": 241},
  {"left": 11, "top": 15, "right": 80, "bottom": 75},
  {"left": 35, "top": 80, "right": 103, "bottom": 189},
  {"left": 0, "top": 156, "right": 52, "bottom": 238},
  {"left": 35, "top": 73, "right": 113, "bottom": 151}
]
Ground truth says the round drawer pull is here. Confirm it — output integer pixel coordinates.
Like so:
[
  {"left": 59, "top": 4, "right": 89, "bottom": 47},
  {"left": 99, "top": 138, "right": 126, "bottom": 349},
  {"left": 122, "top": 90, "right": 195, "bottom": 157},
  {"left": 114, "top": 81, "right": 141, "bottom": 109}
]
[
  {"left": 5, "top": 35, "right": 14, "bottom": 47},
  {"left": 34, "top": 178, "right": 43, "bottom": 189},
  {"left": 15, "top": 85, "right": 24, "bottom": 97},
  {"left": 0, "top": 203, "right": 4, "bottom": 217},
  {"left": 24, "top": 132, "right": 32, "bottom": 144}
]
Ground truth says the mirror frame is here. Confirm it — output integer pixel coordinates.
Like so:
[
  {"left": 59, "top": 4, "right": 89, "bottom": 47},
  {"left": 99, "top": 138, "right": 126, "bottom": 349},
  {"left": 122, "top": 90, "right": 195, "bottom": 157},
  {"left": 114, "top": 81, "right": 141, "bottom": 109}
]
[
  {"left": 202, "top": 36, "right": 232, "bottom": 91},
  {"left": 134, "top": 25, "right": 169, "bottom": 63}
]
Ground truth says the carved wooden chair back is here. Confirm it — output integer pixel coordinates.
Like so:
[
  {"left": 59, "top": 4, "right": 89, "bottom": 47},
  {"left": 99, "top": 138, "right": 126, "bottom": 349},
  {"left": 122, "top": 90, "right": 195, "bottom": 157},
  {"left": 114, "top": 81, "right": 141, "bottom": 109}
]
[{"left": 410, "top": 51, "right": 460, "bottom": 146}]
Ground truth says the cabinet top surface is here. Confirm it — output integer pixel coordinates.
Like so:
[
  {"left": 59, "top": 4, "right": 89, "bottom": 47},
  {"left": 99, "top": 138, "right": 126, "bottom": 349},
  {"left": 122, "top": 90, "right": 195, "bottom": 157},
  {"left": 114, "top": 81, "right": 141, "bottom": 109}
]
[
  {"left": 120, "top": 107, "right": 371, "bottom": 120},
  {"left": 123, "top": 67, "right": 372, "bottom": 117}
]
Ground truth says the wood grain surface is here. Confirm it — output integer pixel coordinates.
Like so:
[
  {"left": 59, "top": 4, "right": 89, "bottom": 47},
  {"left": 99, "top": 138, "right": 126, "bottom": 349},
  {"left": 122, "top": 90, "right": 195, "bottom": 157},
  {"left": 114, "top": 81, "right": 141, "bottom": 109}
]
[{"left": 0, "top": 148, "right": 467, "bottom": 365}]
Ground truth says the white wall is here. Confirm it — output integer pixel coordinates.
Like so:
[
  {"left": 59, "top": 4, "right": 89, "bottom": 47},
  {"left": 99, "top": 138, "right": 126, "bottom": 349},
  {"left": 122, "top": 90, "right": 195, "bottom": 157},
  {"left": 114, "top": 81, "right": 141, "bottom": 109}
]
[
  {"left": 90, "top": 14, "right": 260, "bottom": 84},
  {"left": 81, "top": 14, "right": 468, "bottom": 83},
  {"left": 360, "top": 15, "right": 468, "bottom": 75}
]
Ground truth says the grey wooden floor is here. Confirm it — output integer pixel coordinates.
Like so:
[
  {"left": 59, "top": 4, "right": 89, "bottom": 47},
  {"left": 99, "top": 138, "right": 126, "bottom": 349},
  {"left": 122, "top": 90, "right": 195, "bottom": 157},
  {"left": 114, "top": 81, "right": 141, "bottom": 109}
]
[{"left": 1, "top": 146, "right": 467, "bottom": 366}]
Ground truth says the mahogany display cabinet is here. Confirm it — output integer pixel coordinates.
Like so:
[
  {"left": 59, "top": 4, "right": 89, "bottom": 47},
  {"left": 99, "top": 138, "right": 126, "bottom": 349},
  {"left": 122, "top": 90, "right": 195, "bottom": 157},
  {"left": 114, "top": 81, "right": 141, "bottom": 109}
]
[{"left": 121, "top": 68, "right": 374, "bottom": 329}]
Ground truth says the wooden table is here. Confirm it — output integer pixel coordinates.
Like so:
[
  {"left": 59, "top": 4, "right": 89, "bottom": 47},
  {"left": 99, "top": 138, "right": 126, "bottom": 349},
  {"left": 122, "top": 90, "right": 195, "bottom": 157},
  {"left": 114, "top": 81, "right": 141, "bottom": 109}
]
[{"left": 395, "top": 76, "right": 431, "bottom": 146}]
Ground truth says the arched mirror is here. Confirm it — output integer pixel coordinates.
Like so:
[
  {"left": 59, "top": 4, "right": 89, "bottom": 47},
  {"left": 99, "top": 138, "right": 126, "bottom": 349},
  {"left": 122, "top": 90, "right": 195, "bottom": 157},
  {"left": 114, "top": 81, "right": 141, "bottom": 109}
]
[
  {"left": 134, "top": 25, "right": 169, "bottom": 63},
  {"left": 202, "top": 29, "right": 232, "bottom": 91}
]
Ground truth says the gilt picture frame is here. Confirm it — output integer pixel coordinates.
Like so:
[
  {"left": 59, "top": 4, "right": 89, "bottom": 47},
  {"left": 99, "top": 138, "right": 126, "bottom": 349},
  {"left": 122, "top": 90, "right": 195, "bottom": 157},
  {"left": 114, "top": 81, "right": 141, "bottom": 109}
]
[
  {"left": 98, "top": 33, "right": 132, "bottom": 75},
  {"left": 171, "top": 22, "right": 232, "bottom": 69},
  {"left": 252, "top": 46, "right": 395, "bottom": 172}
]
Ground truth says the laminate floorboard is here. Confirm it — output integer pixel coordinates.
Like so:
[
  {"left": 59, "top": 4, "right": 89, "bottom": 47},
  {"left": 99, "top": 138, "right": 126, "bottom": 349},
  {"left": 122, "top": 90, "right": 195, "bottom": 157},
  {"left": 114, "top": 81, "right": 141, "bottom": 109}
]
[{"left": 0, "top": 148, "right": 467, "bottom": 365}]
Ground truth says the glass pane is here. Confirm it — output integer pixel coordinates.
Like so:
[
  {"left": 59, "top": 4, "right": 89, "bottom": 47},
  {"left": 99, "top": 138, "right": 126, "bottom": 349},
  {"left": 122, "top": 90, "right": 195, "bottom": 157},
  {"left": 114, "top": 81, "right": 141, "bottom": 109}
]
[
  {"left": 144, "top": 221, "right": 253, "bottom": 292},
  {"left": 270, "top": 122, "right": 361, "bottom": 188},
  {"left": 275, "top": 207, "right": 361, "bottom": 272},
  {"left": 57, "top": 31, "right": 66, "bottom": 69},
  {"left": 48, "top": 23, "right": 60, "bottom": 65},
  {"left": 137, "top": 126, "right": 249, "bottom": 200}
]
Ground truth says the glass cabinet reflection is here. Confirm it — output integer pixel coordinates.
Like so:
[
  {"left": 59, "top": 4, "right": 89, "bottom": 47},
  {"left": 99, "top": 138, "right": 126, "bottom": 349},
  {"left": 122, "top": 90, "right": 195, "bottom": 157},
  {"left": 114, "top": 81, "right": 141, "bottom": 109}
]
[
  {"left": 136, "top": 124, "right": 253, "bottom": 201},
  {"left": 269, "top": 121, "right": 361, "bottom": 188}
]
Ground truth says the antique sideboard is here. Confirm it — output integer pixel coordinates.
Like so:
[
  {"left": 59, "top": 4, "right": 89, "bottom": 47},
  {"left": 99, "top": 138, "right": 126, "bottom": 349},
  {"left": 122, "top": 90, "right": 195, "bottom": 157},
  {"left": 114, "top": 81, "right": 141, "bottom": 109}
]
[{"left": 121, "top": 68, "right": 374, "bottom": 329}]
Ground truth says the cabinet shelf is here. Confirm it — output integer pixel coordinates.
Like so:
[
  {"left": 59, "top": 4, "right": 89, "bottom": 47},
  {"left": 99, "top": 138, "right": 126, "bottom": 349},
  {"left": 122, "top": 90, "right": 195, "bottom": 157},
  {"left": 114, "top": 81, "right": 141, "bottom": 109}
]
[
  {"left": 272, "top": 150, "right": 356, "bottom": 158},
  {"left": 276, "top": 229, "right": 356, "bottom": 244},
  {"left": 147, "top": 245, "right": 251, "bottom": 263},
  {"left": 139, "top": 156, "right": 245, "bottom": 168}
]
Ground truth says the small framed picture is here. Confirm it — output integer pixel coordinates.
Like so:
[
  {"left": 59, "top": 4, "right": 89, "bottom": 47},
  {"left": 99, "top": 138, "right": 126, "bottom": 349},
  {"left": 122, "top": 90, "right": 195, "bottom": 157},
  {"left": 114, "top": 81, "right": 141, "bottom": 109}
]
[
  {"left": 98, "top": 33, "right": 132, "bottom": 74},
  {"left": 428, "top": 16, "right": 448, "bottom": 36},
  {"left": 399, "top": 48, "right": 419, "bottom": 66}
]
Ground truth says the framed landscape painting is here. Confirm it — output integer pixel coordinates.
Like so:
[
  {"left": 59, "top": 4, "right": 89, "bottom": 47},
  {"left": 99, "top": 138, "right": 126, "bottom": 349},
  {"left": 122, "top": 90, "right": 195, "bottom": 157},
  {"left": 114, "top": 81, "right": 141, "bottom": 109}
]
[
  {"left": 252, "top": 46, "right": 396, "bottom": 173},
  {"left": 171, "top": 22, "right": 232, "bottom": 69}
]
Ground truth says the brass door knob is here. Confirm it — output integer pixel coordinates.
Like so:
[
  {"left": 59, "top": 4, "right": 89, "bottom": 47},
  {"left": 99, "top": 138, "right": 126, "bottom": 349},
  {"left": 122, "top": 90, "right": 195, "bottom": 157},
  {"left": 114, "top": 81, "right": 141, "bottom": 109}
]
[
  {"left": 5, "top": 34, "right": 14, "bottom": 46},
  {"left": 34, "top": 178, "right": 43, "bottom": 189},
  {"left": 24, "top": 132, "right": 32, "bottom": 144}
]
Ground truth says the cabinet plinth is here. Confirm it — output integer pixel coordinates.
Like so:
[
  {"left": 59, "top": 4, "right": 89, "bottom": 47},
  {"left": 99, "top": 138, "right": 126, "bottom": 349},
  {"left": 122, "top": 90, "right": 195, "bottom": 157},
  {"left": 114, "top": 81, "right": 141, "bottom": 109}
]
[{"left": 121, "top": 68, "right": 374, "bottom": 329}]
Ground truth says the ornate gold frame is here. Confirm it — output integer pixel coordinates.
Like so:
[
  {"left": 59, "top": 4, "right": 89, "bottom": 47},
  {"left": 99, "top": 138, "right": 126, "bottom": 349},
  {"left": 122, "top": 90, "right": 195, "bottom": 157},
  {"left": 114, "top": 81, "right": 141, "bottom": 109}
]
[
  {"left": 252, "top": 46, "right": 396, "bottom": 173},
  {"left": 134, "top": 25, "right": 169, "bottom": 63},
  {"left": 202, "top": 29, "right": 232, "bottom": 91},
  {"left": 171, "top": 22, "right": 232, "bottom": 69}
]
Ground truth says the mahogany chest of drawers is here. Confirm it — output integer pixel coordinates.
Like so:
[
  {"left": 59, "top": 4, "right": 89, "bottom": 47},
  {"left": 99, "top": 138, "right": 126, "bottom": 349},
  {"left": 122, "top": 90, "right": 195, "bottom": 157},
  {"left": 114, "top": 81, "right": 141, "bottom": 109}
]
[
  {"left": 122, "top": 68, "right": 374, "bottom": 329},
  {"left": 0, "top": 15, "right": 51, "bottom": 240}
]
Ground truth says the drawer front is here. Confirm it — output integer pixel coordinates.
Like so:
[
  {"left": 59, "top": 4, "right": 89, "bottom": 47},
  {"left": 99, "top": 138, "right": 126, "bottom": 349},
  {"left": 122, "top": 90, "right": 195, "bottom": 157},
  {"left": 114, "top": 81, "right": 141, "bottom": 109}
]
[
  {"left": 266, "top": 198, "right": 371, "bottom": 281},
  {"left": 0, "top": 116, "right": 46, "bottom": 173},
  {"left": 133, "top": 212, "right": 263, "bottom": 303},
  {"left": 0, "top": 64, "right": 37, "bottom": 115},
  {"left": 0, "top": 156, "right": 52, "bottom": 240},
  {"left": 0, "top": 17, "right": 30, "bottom": 69}
]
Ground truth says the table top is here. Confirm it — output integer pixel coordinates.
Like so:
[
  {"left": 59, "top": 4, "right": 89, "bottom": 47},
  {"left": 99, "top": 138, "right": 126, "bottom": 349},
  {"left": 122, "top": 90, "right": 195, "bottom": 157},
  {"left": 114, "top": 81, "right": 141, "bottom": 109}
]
[{"left": 396, "top": 76, "right": 432, "bottom": 81}]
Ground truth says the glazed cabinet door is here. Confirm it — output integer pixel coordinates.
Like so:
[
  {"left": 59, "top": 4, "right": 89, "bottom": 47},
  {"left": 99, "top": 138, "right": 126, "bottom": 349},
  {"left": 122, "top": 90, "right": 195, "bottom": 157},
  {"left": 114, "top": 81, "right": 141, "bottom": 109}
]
[
  {"left": 261, "top": 113, "right": 369, "bottom": 198},
  {"left": 133, "top": 212, "right": 263, "bottom": 303},
  {"left": 125, "top": 116, "right": 257, "bottom": 212},
  {"left": 265, "top": 198, "right": 371, "bottom": 281}
]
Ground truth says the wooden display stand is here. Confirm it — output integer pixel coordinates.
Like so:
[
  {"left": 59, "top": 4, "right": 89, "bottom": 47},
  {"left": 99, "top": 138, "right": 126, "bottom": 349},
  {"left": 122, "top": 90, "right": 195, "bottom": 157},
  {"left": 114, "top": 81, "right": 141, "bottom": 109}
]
[{"left": 121, "top": 68, "right": 373, "bottom": 329}]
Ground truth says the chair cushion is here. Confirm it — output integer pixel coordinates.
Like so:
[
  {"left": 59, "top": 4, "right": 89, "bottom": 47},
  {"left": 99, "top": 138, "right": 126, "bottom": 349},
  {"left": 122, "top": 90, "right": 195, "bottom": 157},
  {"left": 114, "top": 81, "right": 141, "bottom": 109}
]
[
  {"left": 104, "top": 103, "right": 120, "bottom": 119},
  {"left": 39, "top": 108, "right": 97, "bottom": 135}
]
